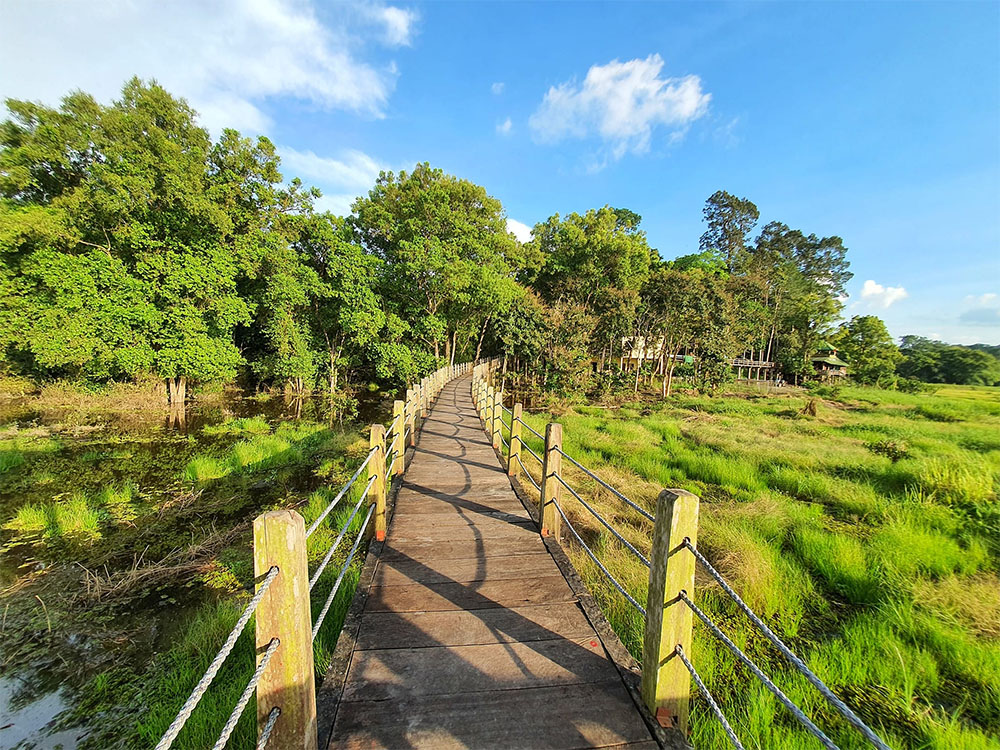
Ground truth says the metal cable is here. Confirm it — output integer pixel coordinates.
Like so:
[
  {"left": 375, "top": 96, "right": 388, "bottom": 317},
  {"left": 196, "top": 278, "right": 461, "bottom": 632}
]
[
  {"left": 515, "top": 455, "right": 541, "bottom": 492},
  {"left": 308, "top": 475, "right": 375, "bottom": 591},
  {"left": 500, "top": 434, "right": 509, "bottom": 451},
  {"left": 211, "top": 637, "right": 280, "bottom": 750},
  {"left": 304, "top": 447, "right": 376, "bottom": 538},
  {"left": 551, "top": 499, "right": 645, "bottom": 615},
  {"left": 683, "top": 540, "right": 889, "bottom": 750},
  {"left": 516, "top": 417, "right": 544, "bottom": 440},
  {"left": 554, "top": 475, "right": 650, "bottom": 568},
  {"left": 679, "top": 591, "right": 838, "bottom": 750},
  {"left": 256, "top": 707, "right": 280, "bottom": 749},
  {"left": 676, "top": 645, "right": 745, "bottom": 750},
  {"left": 521, "top": 442, "right": 543, "bottom": 464},
  {"left": 155, "top": 566, "right": 279, "bottom": 750},
  {"left": 556, "top": 448, "right": 655, "bottom": 523},
  {"left": 312, "top": 504, "right": 375, "bottom": 639}
]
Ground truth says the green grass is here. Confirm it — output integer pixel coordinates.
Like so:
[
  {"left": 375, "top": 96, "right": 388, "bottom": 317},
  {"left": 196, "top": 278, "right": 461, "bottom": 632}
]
[{"left": 509, "top": 383, "right": 1000, "bottom": 749}]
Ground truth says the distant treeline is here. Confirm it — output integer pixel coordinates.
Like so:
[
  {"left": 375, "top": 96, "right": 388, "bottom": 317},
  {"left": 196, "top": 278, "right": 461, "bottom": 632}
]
[
  {"left": 0, "top": 78, "right": 993, "bottom": 405},
  {"left": 899, "top": 338, "right": 1000, "bottom": 387}
]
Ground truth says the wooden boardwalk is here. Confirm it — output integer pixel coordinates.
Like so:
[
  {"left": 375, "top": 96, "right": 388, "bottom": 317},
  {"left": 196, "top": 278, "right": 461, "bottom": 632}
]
[{"left": 321, "top": 376, "right": 657, "bottom": 750}]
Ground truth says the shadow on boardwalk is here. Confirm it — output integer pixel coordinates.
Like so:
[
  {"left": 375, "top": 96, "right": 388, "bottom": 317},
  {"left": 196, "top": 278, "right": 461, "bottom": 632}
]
[{"left": 321, "top": 377, "right": 656, "bottom": 750}]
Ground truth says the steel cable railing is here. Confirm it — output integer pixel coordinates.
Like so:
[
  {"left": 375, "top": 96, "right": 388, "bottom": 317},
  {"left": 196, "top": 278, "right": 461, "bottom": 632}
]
[
  {"left": 515, "top": 454, "right": 541, "bottom": 492},
  {"left": 516, "top": 416, "right": 544, "bottom": 441},
  {"left": 678, "top": 591, "right": 838, "bottom": 749},
  {"left": 304, "top": 447, "right": 376, "bottom": 538},
  {"left": 556, "top": 448, "right": 655, "bottom": 523},
  {"left": 554, "top": 475, "right": 650, "bottom": 568},
  {"left": 312, "top": 503, "right": 375, "bottom": 638},
  {"left": 211, "top": 637, "right": 280, "bottom": 750},
  {"left": 256, "top": 707, "right": 280, "bottom": 749},
  {"left": 551, "top": 498, "right": 645, "bottom": 615},
  {"left": 308, "top": 474, "right": 376, "bottom": 591},
  {"left": 520, "top": 442, "right": 543, "bottom": 465},
  {"left": 155, "top": 565, "right": 280, "bottom": 750},
  {"left": 683, "top": 539, "right": 891, "bottom": 750},
  {"left": 676, "top": 645, "right": 745, "bottom": 750}
]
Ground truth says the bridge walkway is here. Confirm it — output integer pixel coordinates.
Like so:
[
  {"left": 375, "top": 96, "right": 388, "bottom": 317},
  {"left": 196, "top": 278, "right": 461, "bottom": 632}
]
[{"left": 322, "top": 375, "right": 656, "bottom": 749}]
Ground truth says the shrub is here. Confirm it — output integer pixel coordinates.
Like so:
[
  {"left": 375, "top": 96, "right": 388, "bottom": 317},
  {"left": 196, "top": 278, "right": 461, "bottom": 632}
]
[{"left": 866, "top": 439, "right": 910, "bottom": 462}]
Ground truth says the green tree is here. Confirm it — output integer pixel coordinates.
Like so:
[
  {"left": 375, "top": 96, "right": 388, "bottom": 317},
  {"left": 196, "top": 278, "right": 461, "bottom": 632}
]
[
  {"left": 832, "top": 315, "right": 901, "bottom": 386},
  {"left": 352, "top": 163, "right": 518, "bottom": 362},
  {"left": 699, "top": 190, "right": 760, "bottom": 272}
]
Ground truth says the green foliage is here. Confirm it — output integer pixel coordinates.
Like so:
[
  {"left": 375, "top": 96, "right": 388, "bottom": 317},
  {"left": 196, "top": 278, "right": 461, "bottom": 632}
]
[
  {"left": 832, "top": 315, "right": 901, "bottom": 386},
  {"left": 899, "top": 336, "right": 1000, "bottom": 386}
]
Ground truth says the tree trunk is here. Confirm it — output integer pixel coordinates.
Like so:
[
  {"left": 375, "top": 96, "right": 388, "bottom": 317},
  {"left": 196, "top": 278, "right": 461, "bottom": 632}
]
[
  {"left": 450, "top": 330, "right": 457, "bottom": 366},
  {"left": 666, "top": 362, "right": 677, "bottom": 397}
]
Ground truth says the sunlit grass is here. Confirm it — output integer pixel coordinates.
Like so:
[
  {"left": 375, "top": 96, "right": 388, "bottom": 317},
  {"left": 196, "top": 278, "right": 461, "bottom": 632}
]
[{"left": 504, "top": 382, "right": 999, "bottom": 748}]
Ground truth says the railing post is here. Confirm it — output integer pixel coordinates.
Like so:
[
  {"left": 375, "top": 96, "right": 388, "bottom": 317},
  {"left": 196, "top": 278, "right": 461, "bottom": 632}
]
[
  {"left": 539, "top": 423, "right": 562, "bottom": 538},
  {"left": 420, "top": 378, "right": 428, "bottom": 419},
  {"left": 642, "top": 489, "right": 699, "bottom": 733},
  {"left": 369, "top": 424, "right": 386, "bottom": 541},
  {"left": 508, "top": 403, "right": 522, "bottom": 477},
  {"left": 405, "top": 388, "right": 416, "bottom": 447},
  {"left": 491, "top": 390, "right": 502, "bottom": 449},
  {"left": 392, "top": 400, "right": 405, "bottom": 476},
  {"left": 253, "top": 510, "right": 317, "bottom": 750}
]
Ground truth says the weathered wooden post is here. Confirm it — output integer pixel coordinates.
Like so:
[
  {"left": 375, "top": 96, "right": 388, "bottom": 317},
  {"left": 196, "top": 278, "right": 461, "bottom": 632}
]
[
  {"left": 392, "top": 400, "right": 405, "bottom": 476},
  {"left": 508, "top": 403, "right": 522, "bottom": 477},
  {"left": 642, "top": 489, "right": 699, "bottom": 733},
  {"left": 253, "top": 510, "right": 317, "bottom": 750},
  {"left": 369, "top": 424, "right": 386, "bottom": 541},
  {"left": 539, "top": 423, "right": 563, "bottom": 538},
  {"left": 420, "top": 378, "right": 428, "bottom": 419},
  {"left": 405, "top": 388, "right": 416, "bottom": 447},
  {"left": 491, "top": 389, "right": 502, "bottom": 449}
]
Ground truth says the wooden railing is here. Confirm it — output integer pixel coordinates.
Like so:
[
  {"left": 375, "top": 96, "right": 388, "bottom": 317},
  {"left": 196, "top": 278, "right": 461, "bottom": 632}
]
[{"left": 156, "top": 361, "right": 471, "bottom": 750}]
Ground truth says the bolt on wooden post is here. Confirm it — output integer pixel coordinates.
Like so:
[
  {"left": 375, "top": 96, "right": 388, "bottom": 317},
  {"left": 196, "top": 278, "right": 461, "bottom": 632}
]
[
  {"left": 642, "top": 488, "right": 699, "bottom": 734},
  {"left": 392, "top": 400, "right": 405, "bottom": 476},
  {"left": 253, "top": 510, "right": 317, "bottom": 750},
  {"left": 539, "top": 423, "right": 563, "bottom": 538},
  {"left": 405, "top": 389, "right": 416, "bottom": 447},
  {"left": 369, "top": 424, "right": 386, "bottom": 542},
  {"left": 508, "top": 403, "right": 522, "bottom": 477}
]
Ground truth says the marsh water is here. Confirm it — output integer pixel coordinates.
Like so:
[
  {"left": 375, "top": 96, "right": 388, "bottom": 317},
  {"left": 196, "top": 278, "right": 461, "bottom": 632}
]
[{"left": 0, "top": 391, "right": 382, "bottom": 749}]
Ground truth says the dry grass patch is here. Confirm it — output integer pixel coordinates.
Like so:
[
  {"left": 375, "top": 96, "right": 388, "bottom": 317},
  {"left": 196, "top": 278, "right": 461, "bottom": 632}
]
[{"left": 914, "top": 574, "right": 1000, "bottom": 639}]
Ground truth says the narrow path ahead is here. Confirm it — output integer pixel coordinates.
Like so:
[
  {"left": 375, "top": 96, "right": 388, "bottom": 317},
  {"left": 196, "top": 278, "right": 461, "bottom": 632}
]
[{"left": 325, "top": 376, "right": 656, "bottom": 749}]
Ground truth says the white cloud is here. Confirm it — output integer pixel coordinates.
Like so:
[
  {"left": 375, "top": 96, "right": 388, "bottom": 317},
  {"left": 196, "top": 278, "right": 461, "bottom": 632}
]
[
  {"left": 964, "top": 293, "right": 998, "bottom": 306},
  {"left": 364, "top": 4, "right": 418, "bottom": 46},
  {"left": 959, "top": 292, "right": 1000, "bottom": 326},
  {"left": 860, "top": 280, "right": 909, "bottom": 309},
  {"left": 280, "top": 146, "right": 391, "bottom": 215},
  {"left": 0, "top": 0, "right": 406, "bottom": 134},
  {"left": 496, "top": 117, "right": 513, "bottom": 135},
  {"left": 529, "top": 54, "right": 711, "bottom": 159},
  {"left": 491, "top": 82, "right": 505, "bottom": 95},
  {"left": 506, "top": 218, "right": 532, "bottom": 243}
]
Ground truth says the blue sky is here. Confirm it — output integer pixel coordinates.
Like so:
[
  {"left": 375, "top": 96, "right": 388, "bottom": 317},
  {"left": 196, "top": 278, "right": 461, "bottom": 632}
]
[{"left": 2, "top": 1, "right": 998, "bottom": 343}]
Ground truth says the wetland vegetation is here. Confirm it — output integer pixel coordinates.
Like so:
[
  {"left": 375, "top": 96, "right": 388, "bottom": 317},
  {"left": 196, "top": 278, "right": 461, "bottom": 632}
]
[
  {"left": 0, "top": 389, "right": 376, "bottom": 749},
  {"left": 511, "top": 382, "right": 999, "bottom": 749}
]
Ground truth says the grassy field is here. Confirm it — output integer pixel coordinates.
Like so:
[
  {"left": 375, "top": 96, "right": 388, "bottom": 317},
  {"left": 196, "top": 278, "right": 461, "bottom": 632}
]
[{"left": 507, "top": 383, "right": 999, "bottom": 749}]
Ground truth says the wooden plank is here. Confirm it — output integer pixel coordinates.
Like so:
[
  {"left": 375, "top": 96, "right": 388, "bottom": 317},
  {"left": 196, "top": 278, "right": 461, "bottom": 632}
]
[
  {"left": 364, "top": 575, "right": 576, "bottom": 612},
  {"left": 342, "top": 638, "right": 616, "bottom": 701},
  {"left": 355, "top": 603, "right": 597, "bottom": 649},
  {"left": 328, "top": 681, "right": 654, "bottom": 750},
  {"left": 387, "top": 517, "right": 536, "bottom": 543},
  {"left": 373, "top": 552, "right": 559, "bottom": 586},
  {"left": 379, "top": 536, "right": 548, "bottom": 562}
]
